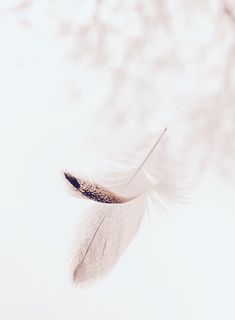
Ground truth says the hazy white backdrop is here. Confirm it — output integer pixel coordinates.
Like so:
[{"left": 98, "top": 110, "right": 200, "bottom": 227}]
[{"left": 0, "top": 1, "right": 235, "bottom": 319}]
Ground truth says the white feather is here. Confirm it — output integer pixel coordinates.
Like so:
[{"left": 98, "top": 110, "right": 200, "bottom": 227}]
[
  {"left": 71, "top": 195, "right": 146, "bottom": 285},
  {"left": 64, "top": 127, "right": 186, "bottom": 286}
]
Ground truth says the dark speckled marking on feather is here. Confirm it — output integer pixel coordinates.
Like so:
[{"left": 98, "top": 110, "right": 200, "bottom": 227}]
[
  {"left": 64, "top": 172, "right": 80, "bottom": 189},
  {"left": 64, "top": 172, "right": 127, "bottom": 204}
]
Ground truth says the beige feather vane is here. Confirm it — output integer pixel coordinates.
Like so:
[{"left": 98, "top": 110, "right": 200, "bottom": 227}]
[{"left": 64, "top": 127, "right": 185, "bottom": 286}]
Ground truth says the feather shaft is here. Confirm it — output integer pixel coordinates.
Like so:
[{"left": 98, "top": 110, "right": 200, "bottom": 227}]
[
  {"left": 73, "top": 212, "right": 108, "bottom": 281},
  {"left": 125, "top": 127, "right": 167, "bottom": 188}
]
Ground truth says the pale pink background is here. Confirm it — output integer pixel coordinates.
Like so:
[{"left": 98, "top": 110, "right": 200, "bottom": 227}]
[{"left": 0, "top": 1, "right": 235, "bottom": 319}]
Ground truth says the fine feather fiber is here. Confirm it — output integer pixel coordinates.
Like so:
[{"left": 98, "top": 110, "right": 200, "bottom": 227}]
[
  {"left": 64, "top": 127, "right": 188, "bottom": 286},
  {"left": 92, "top": 128, "right": 188, "bottom": 203}
]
